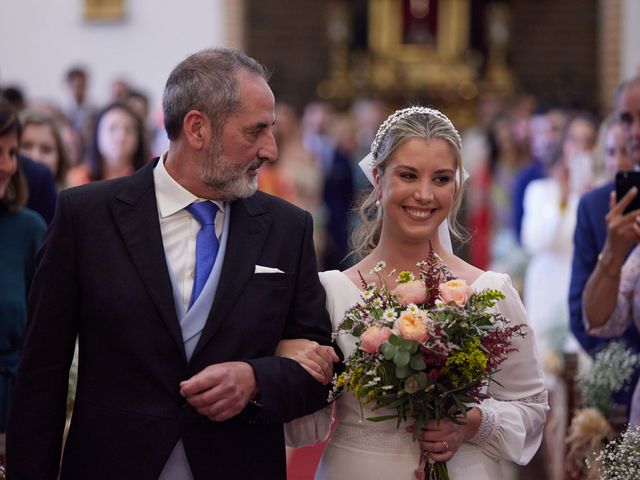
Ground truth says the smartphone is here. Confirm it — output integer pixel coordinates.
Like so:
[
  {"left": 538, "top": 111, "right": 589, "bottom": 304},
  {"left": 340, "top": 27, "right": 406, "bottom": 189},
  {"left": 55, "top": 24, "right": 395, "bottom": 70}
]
[{"left": 615, "top": 171, "right": 640, "bottom": 214}]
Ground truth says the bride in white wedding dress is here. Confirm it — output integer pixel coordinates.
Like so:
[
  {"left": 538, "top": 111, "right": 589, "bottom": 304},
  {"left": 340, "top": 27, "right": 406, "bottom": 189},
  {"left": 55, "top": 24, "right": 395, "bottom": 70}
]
[{"left": 278, "top": 107, "right": 548, "bottom": 480}]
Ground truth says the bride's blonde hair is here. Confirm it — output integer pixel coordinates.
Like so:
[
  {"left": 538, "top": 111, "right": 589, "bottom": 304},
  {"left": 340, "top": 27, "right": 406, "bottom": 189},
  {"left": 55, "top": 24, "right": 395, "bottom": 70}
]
[{"left": 350, "top": 108, "right": 466, "bottom": 259}]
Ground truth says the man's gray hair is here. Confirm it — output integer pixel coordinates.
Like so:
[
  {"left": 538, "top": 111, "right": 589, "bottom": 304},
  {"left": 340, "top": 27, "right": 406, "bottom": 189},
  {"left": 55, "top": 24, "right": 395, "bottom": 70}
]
[{"left": 162, "top": 48, "right": 270, "bottom": 141}]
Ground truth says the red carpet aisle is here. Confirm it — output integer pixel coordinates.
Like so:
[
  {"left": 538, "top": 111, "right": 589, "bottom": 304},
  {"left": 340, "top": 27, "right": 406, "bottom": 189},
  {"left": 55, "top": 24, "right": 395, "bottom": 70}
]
[
  {"left": 286, "top": 420, "right": 337, "bottom": 479},
  {"left": 286, "top": 441, "right": 328, "bottom": 480}
]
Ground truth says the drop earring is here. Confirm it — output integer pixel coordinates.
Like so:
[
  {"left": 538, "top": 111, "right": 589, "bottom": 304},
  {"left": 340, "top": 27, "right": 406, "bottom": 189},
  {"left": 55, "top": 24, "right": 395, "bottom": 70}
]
[{"left": 375, "top": 199, "right": 381, "bottom": 208}]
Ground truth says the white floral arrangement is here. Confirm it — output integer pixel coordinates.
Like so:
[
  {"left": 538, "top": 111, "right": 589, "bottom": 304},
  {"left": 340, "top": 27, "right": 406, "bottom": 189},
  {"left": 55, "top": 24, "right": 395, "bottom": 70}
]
[
  {"left": 567, "top": 341, "right": 640, "bottom": 478},
  {"left": 586, "top": 425, "right": 640, "bottom": 479},
  {"left": 578, "top": 341, "right": 639, "bottom": 415}
]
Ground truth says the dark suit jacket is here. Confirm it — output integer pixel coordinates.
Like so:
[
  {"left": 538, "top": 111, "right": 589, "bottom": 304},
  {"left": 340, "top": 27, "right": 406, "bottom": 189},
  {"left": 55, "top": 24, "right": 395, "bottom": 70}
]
[
  {"left": 19, "top": 155, "right": 57, "bottom": 224},
  {"left": 7, "top": 160, "right": 332, "bottom": 479},
  {"left": 569, "top": 181, "right": 640, "bottom": 406}
]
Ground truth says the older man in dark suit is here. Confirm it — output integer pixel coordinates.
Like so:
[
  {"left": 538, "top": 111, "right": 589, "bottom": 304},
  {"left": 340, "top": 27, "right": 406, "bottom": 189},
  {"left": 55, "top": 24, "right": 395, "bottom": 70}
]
[{"left": 7, "top": 48, "right": 336, "bottom": 479}]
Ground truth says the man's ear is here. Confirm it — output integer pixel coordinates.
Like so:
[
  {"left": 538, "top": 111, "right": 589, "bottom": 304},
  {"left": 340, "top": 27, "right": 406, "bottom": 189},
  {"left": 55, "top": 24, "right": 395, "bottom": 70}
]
[{"left": 182, "top": 110, "right": 211, "bottom": 150}]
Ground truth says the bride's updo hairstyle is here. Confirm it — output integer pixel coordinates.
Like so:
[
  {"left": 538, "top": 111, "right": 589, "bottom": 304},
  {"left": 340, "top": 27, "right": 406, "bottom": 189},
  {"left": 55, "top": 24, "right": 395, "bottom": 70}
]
[{"left": 351, "top": 107, "right": 466, "bottom": 258}]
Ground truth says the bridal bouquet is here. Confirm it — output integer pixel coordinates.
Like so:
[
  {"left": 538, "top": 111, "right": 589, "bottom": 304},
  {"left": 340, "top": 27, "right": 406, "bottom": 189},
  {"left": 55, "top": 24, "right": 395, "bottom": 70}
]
[{"left": 331, "top": 250, "right": 525, "bottom": 480}]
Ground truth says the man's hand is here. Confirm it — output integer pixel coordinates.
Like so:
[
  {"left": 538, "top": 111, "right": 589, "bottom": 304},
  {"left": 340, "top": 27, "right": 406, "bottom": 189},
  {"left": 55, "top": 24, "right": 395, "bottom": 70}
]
[{"left": 180, "top": 362, "right": 258, "bottom": 422}]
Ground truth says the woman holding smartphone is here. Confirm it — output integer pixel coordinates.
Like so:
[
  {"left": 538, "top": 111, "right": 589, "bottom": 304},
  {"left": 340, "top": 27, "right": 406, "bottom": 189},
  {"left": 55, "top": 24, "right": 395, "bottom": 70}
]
[{"left": 583, "top": 185, "right": 640, "bottom": 425}]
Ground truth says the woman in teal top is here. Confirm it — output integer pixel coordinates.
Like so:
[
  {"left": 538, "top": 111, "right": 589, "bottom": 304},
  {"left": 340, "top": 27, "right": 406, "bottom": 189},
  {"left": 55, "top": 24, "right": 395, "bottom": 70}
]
[{"left": 0, "top": 100, "right": 46, "bottom": 430}]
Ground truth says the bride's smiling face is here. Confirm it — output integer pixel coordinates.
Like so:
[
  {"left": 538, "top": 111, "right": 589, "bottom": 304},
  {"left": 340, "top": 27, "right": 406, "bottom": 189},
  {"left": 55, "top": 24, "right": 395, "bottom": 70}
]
[{"left": 374, "top": 137, "right": 457, "bottom": 245}]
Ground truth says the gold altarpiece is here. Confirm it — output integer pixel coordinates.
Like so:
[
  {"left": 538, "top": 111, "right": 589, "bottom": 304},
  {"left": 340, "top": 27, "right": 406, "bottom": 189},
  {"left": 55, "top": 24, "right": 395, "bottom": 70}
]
[{"left": 320, "top": 0, "right": 514, "bottom": 127}]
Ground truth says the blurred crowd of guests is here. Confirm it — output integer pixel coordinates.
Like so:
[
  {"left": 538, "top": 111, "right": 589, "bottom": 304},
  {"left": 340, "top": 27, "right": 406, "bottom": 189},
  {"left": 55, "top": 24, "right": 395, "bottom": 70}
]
[
  {"left": 1, "top": 66, "right": 634, "bottom": 366},
  {"left": 2, "top": 64, "right": 640, "bottom": 479}
]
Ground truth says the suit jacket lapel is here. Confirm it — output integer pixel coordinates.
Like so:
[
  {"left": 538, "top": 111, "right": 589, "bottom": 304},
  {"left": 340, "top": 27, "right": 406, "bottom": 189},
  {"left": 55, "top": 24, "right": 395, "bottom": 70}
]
[
  {"left": 110, "top": 161, "right": 186, "bottom": 360},
  {"left": 192, "top": 195, "right": 271, "bottom": 359}
]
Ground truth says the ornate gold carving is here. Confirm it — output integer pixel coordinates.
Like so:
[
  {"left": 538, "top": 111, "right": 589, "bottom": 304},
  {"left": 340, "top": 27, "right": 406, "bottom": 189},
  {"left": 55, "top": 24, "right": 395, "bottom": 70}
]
[{"left": 84, "top": 0, "right": 126, "bottom": 21}]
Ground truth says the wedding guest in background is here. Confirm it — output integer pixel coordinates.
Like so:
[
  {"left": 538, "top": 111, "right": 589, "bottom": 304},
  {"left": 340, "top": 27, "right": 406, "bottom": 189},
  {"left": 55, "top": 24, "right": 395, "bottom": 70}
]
[
  {"left": 0, "top": 92, "right": 58, "bottom": 223},
  {"left": 522, "top": 112, "right": 598, "bottom": 357},
  {"left": 512, "top": 107, "right": 568, "bottom": 242},
  {"left": 66, "top": 102, "right": 148, "bottom": 186},
  {"left": 64, "top": 66, "right": 97, "bottom": 142},
  {"left": 582, "top": 187, "right": 640, "bottom": 425},
  {"left": 486, "top": 113, "right": 528, "bottom": 286},
  {"left": 592, "top": 114, "right": 634, "bottom": 184},
  {"left": 0, "top": 100, "right": 46, "bottom": 433},
  {"left": 521, "top": 111, "right": 598, "bottom": 480},
  {"left": 323, "top": 114, "right": 355, "bottom": 270},
  {"left": 15, "top": 155, "right": 57, "bottom": 224},
  {"left": 1, "top": 86, "right": 26, "bottom": 113},
  {"left": 569, "top": 76, "right": 640, "bottom": 419},
  {"left": 19, "top": 110, "right": 72, "bottom": 189},
  {"left": 110, "top": 76, "right": 131, "bottom": 103},
  {"left": 268, "top": 101, "right": 326, "bottom": 260}
]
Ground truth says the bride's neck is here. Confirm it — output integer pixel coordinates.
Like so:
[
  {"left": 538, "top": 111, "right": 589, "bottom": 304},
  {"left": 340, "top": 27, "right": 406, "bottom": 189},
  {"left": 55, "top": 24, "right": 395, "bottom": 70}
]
[{"left": 368, "top": 233, "right": 449, "bottom": 274}]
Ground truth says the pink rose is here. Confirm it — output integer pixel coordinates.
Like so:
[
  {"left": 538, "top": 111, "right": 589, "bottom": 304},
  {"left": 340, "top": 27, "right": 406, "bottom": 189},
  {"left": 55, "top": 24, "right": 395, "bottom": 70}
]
[
  {"left": 392, "top": 280, "right": 427, "bottom": 306},
  {"left": 394, "top": 311, "right": 429, "bottom": 343},
  {"left": 439, "top": 279, "right": 473, "bottom": 306},
  {"left": 360, "top": 325, "right": 393, "bottom": 354}
]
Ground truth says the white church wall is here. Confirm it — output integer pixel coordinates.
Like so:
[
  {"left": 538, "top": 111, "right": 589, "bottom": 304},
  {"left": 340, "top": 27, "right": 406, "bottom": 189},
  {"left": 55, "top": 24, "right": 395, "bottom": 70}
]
[
  {"left": 622, "top": 0, "right": 640, "bottom": 79},
  {"left": 0, "top": 0, "right": 239, "bottom": 115}
]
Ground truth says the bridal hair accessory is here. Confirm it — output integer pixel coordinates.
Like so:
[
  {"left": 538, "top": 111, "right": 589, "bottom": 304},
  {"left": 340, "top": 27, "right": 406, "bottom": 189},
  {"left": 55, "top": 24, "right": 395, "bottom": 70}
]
[{"left": 370, "top": 106, "right": 461, "bottom": 161}]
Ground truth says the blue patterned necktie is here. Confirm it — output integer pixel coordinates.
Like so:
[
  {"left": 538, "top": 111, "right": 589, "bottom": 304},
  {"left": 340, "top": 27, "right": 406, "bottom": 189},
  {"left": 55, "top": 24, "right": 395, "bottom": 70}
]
[{"left": 185, "top": 201, "right": 219, "bottom": 308}]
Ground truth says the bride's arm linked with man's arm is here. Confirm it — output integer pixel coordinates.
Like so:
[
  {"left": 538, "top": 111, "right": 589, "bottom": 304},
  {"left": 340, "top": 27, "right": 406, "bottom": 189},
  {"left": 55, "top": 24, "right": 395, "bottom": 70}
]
[{"left": 276, "top": 338, "right": 340, "bottom": 447}]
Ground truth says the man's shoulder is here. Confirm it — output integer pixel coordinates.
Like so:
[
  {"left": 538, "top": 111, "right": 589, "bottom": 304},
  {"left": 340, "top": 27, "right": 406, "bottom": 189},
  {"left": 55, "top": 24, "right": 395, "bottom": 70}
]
[
  {"left": 244, "top": 190, "right": 308, "bottom": 220},
  {"left": 61, "top": 176, "right": 133, "bottom": 203},
  {"left": 61, "top": 164, "right": 154, "bottom": 206}
]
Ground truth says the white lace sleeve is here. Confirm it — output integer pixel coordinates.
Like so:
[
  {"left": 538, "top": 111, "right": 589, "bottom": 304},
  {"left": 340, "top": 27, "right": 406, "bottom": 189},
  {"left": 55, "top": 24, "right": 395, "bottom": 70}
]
[
  {"left": 469, "top": 272, "right": 549, "bottom": 465},
  {"left": 284, "top": 405, "right": 334, "bottom": 447}
]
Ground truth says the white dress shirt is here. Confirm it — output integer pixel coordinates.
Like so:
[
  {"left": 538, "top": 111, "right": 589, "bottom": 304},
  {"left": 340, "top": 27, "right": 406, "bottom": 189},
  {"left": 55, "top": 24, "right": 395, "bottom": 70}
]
[{"left": 153, "top": 153, "right": 225, "bottom": 312}]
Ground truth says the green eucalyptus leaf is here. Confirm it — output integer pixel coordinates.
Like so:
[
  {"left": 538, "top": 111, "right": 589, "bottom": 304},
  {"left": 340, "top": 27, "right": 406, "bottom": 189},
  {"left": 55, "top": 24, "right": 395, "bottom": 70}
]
[
  {"left": 409, "top": 354, "right": 427, "bottom": 371},
  {"left": 396, "top": 364, "right": 410, "bottom": 378},
  {"left": 394, "top": 350, "right": 410, "bottom": 367},
  {"left": 382, "top": 343, "right": 397, "bottom": 360}
]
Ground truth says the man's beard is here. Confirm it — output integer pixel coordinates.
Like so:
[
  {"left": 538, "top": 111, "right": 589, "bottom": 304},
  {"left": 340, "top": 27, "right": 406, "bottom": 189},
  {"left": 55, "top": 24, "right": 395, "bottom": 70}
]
[{"left": 199, "top": 142, "right": 261, "bottom": 201}]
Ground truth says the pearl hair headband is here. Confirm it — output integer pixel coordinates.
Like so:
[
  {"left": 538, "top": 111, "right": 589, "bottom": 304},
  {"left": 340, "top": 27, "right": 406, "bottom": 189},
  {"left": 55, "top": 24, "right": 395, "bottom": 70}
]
[{"left": 370, "top": 106, "right": 462, "bottom": 161}]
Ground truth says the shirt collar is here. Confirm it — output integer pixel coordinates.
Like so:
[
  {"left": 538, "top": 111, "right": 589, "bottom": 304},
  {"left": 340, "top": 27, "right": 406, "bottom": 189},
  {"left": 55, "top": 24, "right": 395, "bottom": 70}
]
[{"left": 153, "top": 152, "right": 224, "bottom": 218}]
